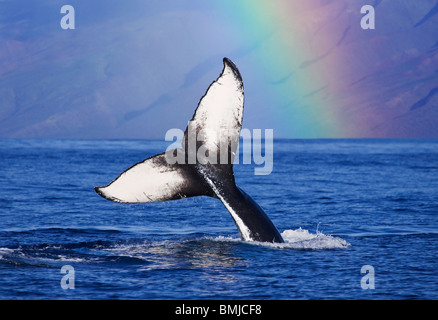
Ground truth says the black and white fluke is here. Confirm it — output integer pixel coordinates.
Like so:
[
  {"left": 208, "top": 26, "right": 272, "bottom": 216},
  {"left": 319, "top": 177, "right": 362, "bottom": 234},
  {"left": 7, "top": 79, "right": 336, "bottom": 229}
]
[{"left": 95, "top": 58, "right": 283, "bottom": 243}]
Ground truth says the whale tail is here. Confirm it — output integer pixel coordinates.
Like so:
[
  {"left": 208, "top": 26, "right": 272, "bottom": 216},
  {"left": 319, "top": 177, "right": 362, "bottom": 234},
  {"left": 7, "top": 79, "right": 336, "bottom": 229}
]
[
  {"left": 95, "top": 58, "right": 283, "bottom": 243},
  {"left": 95, "top": 58, "right": 242, "bottom": 203}
]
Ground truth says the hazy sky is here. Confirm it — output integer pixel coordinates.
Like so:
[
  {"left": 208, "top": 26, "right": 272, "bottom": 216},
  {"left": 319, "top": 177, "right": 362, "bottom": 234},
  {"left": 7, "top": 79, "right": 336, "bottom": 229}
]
[{"left": 1, "top": 0, "right": 437, "bottom": 139}]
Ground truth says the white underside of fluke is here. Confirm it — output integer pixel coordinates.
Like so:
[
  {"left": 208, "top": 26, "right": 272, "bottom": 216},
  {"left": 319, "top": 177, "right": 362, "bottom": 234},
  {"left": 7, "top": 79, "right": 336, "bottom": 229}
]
[
  {"left": 96, "top": 58, "right": 244, "bottom": 205},
  {"left": 95, "top": 152, "right": 188, "bottom": 203},
  {"left": 95, "top": 58, "right": 265, "bottom": 242}
]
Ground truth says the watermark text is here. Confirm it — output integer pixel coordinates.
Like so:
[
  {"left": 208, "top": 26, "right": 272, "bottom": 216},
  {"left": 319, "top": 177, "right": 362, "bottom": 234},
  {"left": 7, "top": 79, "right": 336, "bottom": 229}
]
[{"left": 165, "top": 124, "right": 273, "bottom": 175}]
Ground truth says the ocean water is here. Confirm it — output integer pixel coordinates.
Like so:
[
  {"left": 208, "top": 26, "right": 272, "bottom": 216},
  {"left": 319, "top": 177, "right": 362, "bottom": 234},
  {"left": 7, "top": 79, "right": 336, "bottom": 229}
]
[{"left": 0, "top": 138, "right": 437, "bottom": 300}]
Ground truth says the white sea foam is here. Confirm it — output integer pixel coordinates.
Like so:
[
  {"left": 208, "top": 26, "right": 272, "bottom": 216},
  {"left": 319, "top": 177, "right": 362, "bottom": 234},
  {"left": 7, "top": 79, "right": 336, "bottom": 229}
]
[
  {"left": 280, "top": 228, "right": 350, "bottom": 249},
  {"left": 0, "top": 248, "right": 15, "bottom": 259},
  {"left": 210, "top": 228, "right": 350, "bottom": 250}
]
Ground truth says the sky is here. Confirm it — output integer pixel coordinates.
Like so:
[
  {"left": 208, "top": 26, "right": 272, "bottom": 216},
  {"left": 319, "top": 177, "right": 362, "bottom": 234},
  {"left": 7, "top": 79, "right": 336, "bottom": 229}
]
[{"left": 0, "top": 0, "right": 437, "bottom": 139}]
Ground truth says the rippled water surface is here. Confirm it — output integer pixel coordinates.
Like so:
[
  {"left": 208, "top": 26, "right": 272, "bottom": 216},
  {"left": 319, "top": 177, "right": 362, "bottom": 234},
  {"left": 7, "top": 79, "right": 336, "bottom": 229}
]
[{"left": 0, "top": 139, "right": 437, "bottom": 299}]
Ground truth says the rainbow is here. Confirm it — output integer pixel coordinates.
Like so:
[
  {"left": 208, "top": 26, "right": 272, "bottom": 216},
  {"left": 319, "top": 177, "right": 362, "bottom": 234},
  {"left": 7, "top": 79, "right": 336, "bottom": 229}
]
[{"left": 211, "top": 0, "right": 368, "bottom": 138}]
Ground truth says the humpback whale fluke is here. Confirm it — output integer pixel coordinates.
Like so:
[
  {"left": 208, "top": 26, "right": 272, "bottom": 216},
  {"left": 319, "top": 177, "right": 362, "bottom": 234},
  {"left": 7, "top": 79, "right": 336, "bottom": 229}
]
[{"left": 95, "top": 58, "right": 284, "bottom": 243}]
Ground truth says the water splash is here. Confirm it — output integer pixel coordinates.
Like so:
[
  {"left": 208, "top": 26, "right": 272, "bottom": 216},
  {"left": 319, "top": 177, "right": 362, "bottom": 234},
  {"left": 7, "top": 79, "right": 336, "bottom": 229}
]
[
  {"left": 210, "top": 228, "right": 350, "bottom": 249},
  {"left": 280, "top": 228, "right": 350, "bottom": 249}
]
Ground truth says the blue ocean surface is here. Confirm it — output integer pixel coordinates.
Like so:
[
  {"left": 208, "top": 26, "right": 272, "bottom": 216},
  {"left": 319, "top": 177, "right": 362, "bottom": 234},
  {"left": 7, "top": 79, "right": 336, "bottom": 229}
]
[{"left": 0, "top": 138, "right": 437, "bottom": 300}]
